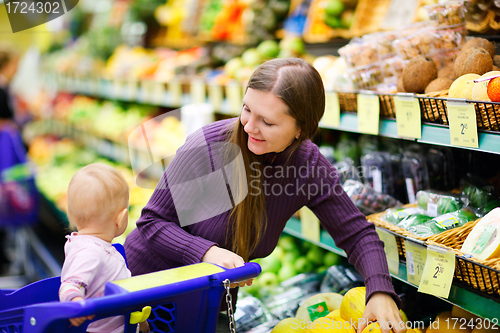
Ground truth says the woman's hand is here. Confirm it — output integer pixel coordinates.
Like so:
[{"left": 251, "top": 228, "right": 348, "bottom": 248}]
[
  {"left": 357, "top": 292, "right": 406, "bottom": 333},
  {"left": 69, "top": 297, "right": 95, "bottom": 327},
  {"left": 202, "top": 246, "right": 253, "bottom": 288}
]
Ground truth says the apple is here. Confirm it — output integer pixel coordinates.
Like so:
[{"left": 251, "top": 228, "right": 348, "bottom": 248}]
[
  {"left": 324, "top": 252, "right": 342, "bottom": 267},
  {"left": 257, "top": 40, "right": 280, "bottom": 59},
  {"left": 224, "top": 57, "right": 244, "bottom": 78},
  {"left": 325, "top": 0, "right": 345, "bottom": 17},
  {"left": 241, "top": 48, "right": 264, "bottom": 67},
  {"left": 294, "top": 256, "right": 314, "bottom": 273},
  {"left": 278, "top": 263, "right": 297, "bottom": 282},
  {"left": 306, "top": 245, "right": 325, "bottom": 266},
  {"left": 278, "top": 235, "right": 297, "bottom": 252},
  {"left": 259, "top": 271, "right": 279, "bottom": 287}
]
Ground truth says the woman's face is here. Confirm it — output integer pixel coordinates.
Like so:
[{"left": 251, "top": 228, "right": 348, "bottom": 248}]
[{"left": 240, "top": 88, "right": 301, "bottom": 155}]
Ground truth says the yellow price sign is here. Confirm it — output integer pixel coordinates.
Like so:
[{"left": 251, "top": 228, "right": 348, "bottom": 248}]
[
  {"left": 208, "top": 84, "right": 223, "bottom": 111},
  {"left": 321, "top": 92, "right": 340, "bottom": 128},
  {"left": 300, "top": 207, "right": 320, "bottom": 243},
  {"left": 447, "top": 101, "right": 478, "bottom": 148},
  {"left": 404, "top": 239, "right": 427, "bottom": 286},
  {"left": 376, "top": 227, "right": 399, "bottom": 275},
  {"left": 226, "top": 83, "right": 242, "bottom": 114},
  {"left": 357, "top": 93, "right": 380, "bottom": 135},
  {"left": 168, "top": 80, "right": 182, "bottom": 106},
  {"left": 418, "top": 245, "right": 455, "bottom": 298},
  {"left": 394, "top": 95, "right": 421, "bottom": 139},
  {"left": 190, "top": 79, "right": 206, "bottom": 104}
]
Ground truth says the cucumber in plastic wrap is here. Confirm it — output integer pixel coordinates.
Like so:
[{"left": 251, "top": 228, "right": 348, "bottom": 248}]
[
  {"left": 416, "top": 190, "right": 462, "bottom": 217},
  {"left": 406, "top": 208, "right": 477, "bottom": 238},
  {"left": 382, "top": 206, "right": 424, "bottom": 225}
]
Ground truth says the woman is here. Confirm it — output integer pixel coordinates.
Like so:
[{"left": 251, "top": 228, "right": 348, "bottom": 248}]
[{"left": 124, "top": 58, "right": 404, "bottom": 333}]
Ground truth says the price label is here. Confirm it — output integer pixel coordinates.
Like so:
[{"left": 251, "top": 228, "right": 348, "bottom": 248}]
[
  {"left": 376, "top": 227, "right": 399, "bottom": 275},
  {"left": 447, "top": 101, "right": 478, "bottom": 148},
  {"left": 418, "top": 245, "right": 455, "bottom": 298},
  {"left": 127, "top": 80, "right": 138, "bottom": 100},
  {"left": 320, "top": 92, "right": 340, "bottom": 128},
  {"left": 357, "top": 93, "right": 380, "bottom": 135},
  {"left": 226, "top": 83, "right": 242, "bottom": 114},
  {"left": 300, "top": 207, "right": 320, "bottom": 243},
  {"left": 169, "top": 80, "right": 182, "bottom": 106},
  {"left": 152, "top": 81, "right": 166, "bottom": 105},
  {"left": 191, "top": 79, "right": 206, "bottom": 104},
  {"left": 404, "top": 240, "right": 427, "bottom": 286},
  {"left": 394, "top": 95, "right": 421, "bottom": 139},
  {"left": 208, "top": 84, "right": 223, "bottom": 111}
]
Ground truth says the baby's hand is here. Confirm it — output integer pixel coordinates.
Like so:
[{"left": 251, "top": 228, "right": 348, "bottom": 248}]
[
  {"left": 139, "top": 320, "right": 151, "bottom": 333},
  {"left": 69, "top": 297, "right": 95, "bottom": 327}
]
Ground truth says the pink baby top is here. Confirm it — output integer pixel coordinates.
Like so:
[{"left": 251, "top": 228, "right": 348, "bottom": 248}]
[{"left": 59, "top": 233, "right": 131, "bottom": 333}]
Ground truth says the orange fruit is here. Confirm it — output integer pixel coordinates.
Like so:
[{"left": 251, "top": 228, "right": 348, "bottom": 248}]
[{"left": 487, "top": 77, "right": 500, "bottom": 102}]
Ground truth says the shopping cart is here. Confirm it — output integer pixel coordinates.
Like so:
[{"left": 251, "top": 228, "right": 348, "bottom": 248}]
[{"left": 0, "top": 259, "right": 261, "bottom": 333}]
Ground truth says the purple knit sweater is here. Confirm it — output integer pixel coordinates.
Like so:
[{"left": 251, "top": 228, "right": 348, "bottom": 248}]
[{"left": 124, "top": 118, "right": 400, "bottom": 306}]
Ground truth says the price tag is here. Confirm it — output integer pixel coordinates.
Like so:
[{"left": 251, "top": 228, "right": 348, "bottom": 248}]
[
  {"left": 169, "top": 80, "right": 182, "bottom": 106},
  {"left": 447, "top": 101, "right": 478, "bottom": 148},
  {"left": 357, "top": 93, "right": 380, "bottom": 135},
  {"left": 376, "top": 227, "right": 399, "bottom": 275},
  {"left": 208, "top": 84, "right": 223, "bottom": 111},
  {"left": 127, "top": 80, "right": 138, "bottom": 100},
  {"left": 320, "top": 92, "right": 340, "bottom": 128},
  {"left": 394, "top": 95, "right": 421, "bottom": 139},
  {"left": 300, "top": 207, "right": 320, "bottom": 243},
  {"left": 418, "top": 245, "right": 455, "bottom": 298},
  {"left": 226, "top": 83, "right": 242, "bottom": 114},
  {"left": 191, "top": 79, "right": 206, "bottom": 104},
  {"left": 405, "top": 240, "right": 427, "bottom": 286}
]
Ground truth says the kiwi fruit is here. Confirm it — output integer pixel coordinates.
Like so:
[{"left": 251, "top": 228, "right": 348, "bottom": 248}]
[
  {"left": 454, "top": 47, "right": 493, "bottom": 78},
  {"left": 425, "top": 78, "right": 453, "bottom": 94},
  {"left": 402, "top": 56, "right": 437, "bottom": 93},
  {"left": 462, "top": 37, "right": 496, "bottom": 59}
]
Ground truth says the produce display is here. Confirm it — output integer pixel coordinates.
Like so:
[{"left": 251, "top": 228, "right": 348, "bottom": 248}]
[
  {"left": 416, "top": 190, "right": 462, "bottom": 217},
  {"left": 343, "top": 180, "right": 401, "bottom": 215},
  {"left": 461, "top": 208, "right": 500, "bottom": 261}
]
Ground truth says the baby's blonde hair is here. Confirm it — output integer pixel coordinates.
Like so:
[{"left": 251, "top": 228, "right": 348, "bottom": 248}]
[{"left": 67, "top": 163, "right": 129, "bottom": 229}]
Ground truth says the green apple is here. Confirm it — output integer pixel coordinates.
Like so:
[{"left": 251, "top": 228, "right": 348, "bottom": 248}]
[
  {"left": 278, "top": 263, "right": 297, "bottom": 282},
  {"left": 260, "top": 255, "right": 281, "bottom": 274},
  {"left": 241, "top": 48, "right": 264, "bottom": 67},
  {"left": 325, "top": 0, "right": 344, "bottom": 17},
  {"left": 294, "top": 256, "right": 314, "bottom": 273},
  {"left": 279, "top": 37, "right": 306, "bottom": 56},
  {"left": 283, "top": 249, "right": 300, "bottom": 263},
  {"left": 224, "top": 57, "right": 244, "bottom": 78},
  {"left": 340, "top": 9, "right": 354, "bottom": 28},
  {"left": 323, "top": 252, "right": 342, "bottom": 267},
  {"left": 257, "top": 40, "right": 280, "bottom": 59},
  {"left": 259, "top": 271, "right": 279, "bottom": 287},
  {"left": 306, "top": 245, "right": 325, "bottom": 266},
  {"left": 278, "top": 235, "right": 297, "bottom": 252}
]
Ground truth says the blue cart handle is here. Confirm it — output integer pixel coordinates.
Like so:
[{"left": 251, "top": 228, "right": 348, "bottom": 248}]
[{"left": 210, "top": 262, "right": 261, "bottom": 287}]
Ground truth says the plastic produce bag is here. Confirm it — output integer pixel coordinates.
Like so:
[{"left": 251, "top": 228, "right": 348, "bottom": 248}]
[
  {"left": 334, "top": 159, "right": 360, "bottom": 185},
  {"left": 426, "top": 146, "right": 455, "bottom": 190},
  {"left": 235, "top": 295, "right": 274, "bottom": 331},
  {"left": 361, "top": 151, "right": 395, "bottom": 195},
  {"left": 416, "top": 190, "right": 462, "bottom": 217},
  {"left": 343, "top": 180, "right": 402, "bottom": 215},
  {"left": 405, "top": 208, "right": 477, "bottom": 238},
  {"left": 460, "top": 174, "right": 498, "bottom": 216},
  {"left": 382, "top": 206, "right": 424, "bottom": 225},
  {"left": 402, "top": 150, "right": 430, "bottom": 204},
  {"left": 397, "top": 213, "right": 433, "bottom": 230},
  {"left": 320, "top": 265, "right": 364, "bottom": 294}
]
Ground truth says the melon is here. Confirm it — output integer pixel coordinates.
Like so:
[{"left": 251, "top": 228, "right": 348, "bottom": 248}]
[
  {"left": 304, "top": 317, "right": 355, "bottom": 333},
  {"left": 340, "top": 287, "right": 366, "bottom": 328},
  {"left": 461, "top": 208, "right": 500, "bottom": 260},
  {"left": 427, "top": 312, "right": 473, "bottom": 333},
  {"left": 451, "top": 305, "right": 480, "bottom": 321},
  {"left": 449, "top": 74, "right": 480, "bottom": 99},
  {"left": 271, "top": 318, "right": 307, "bottom": 333},
  {"left": 471, "top": 71, "right": 500, "bottom": 101},
  {"left": 471, "top": 324, "right": 500, "bottom": 333},
  {"left": 296, "top": 293, "right": 344, "bottom": 322},
  {"left": 326, "top": 308, "right": 342, "bottom": 320}
]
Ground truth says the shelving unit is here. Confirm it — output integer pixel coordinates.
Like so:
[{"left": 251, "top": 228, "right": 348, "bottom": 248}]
[
  {"left": 39, "top": 73, "right": 500, "bottom": 323},
  {"left": 284, "top": 218, "right": 500, "bottom": 320}
]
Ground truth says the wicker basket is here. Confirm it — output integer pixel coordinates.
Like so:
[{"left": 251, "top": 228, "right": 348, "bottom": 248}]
[
  {"left": 379, "top": 94, "right": 396, "bottom": 118},
  {"left": 471, "top": 101, "right": 500, "bottom": 132},
  {"left": 338, "top": 92, "right": 358, "bottom": 112},
  {"left": 416, "top": 90, "right": 449, "bottom": 125},
  {"left": 426, "top": 219, "right": 500, "bottom": 297}
]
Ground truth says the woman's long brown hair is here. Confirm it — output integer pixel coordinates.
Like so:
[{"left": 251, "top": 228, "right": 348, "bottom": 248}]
[{"left": 226, "top": 58, "right": 325, "bottom": 261}]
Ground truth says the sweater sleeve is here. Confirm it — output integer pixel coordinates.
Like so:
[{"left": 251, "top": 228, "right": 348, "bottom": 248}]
[
  {"left": 136, "top": 129, "right": 224, "bottom": 265},
  {"left": 304, "top": 147, "right": 401, "bottom": 308},
  {"left": 59, "top": 247, "right": 101, "bottom": 302}
]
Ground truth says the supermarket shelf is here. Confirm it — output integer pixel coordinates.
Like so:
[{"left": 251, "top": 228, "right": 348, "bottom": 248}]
[
  {"left": 320, "top": 113, "right": 500, "bottom": 155},
  {"left": 283, "top": 217, "right": 500, "bottom": 320}
]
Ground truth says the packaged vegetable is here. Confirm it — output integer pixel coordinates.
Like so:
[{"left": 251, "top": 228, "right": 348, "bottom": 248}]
[
  {"left": 343, "top": 180, "right": 402, "bottom": 215},
  {"left": 406, "top": 208, "right": 477, "bottom": 237},
  {"left": 425, "top": 146, "right": 455, "bottom": 190},
  {"left": 461, "top": 207, "right": 500, "bottom": 260},
  {"left": 334, "top": 159, "right": 360, "bottom": 185},
  {"left": 382, "top": 206, "right": 424, "bottom": 225},
  {"left": 397, "top": 213, "right": 434, "bottom": 230},
  {"left": 460, "top": 175, "right": 498, "bottom": 210},
  {"left": 416, "top": 190, "right": 462, "bottom": 217},
  {"left": 361, "top": 152, "right": 394, "bottom": 195},
  {"left": 402, "top": 150, "right": 430, "bottom": 204}
]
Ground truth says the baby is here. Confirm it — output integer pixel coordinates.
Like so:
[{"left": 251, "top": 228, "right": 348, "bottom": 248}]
[{"left": 59, "top": 163, "right": 149, "bottom": 333}]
